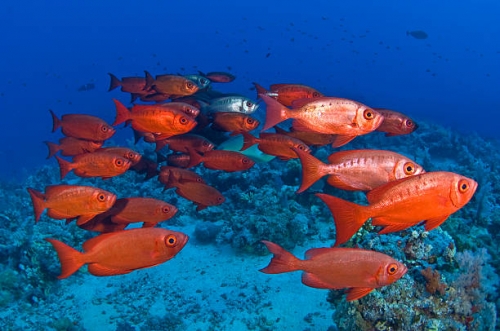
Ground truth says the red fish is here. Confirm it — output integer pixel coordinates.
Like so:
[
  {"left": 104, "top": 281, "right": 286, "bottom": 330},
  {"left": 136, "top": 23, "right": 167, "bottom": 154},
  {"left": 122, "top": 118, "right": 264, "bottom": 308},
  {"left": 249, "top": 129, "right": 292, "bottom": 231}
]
[
  {"left": 45, "top": 137, "right": 103, "bottom": 158},
  {"left": 154, "top": 134, "right": 215, "bottom": 153},
  {"left": 113, "top": 99, "right": 197, "bottom": 140},
  {"left": 55, "top": 153, "right": 131, "bottom": 180},
  {"left": 165, "top": 153, "right": 191, "bottom": 168},
  {"left": 316, "top": 171, "right": 478, "bottom": 246},
  {"left": 187, "top": 149, "right": 255, "bottom": 172},
  {"left": 241, "top": 132, "right": 311, "bottom": 160},
  {"left": 210, "top": 112, "right": 260, "bottom": 136},
  {"left": 260, "top": 240, "right": 407, "bottom": 301},
  {"left": 144, "top": 71, "right": 199, "bottom": 97},
  {"left": 158, "top": 166, "right": 206, "bottom": 189},
  {"left": 129, "top": 156, "right": 158, "bottom": 180},
  {"left": 27, "top": 185, "right": 116, "bottom": 225},
  {"left": 374, "top": 108, "right": 418, "bottom": 136},
  {"left": 50, "top": 110, "right": 115, "bottom": 141},
  {"left": 108, "top": 73, "right": 151, "bottom": 94},
  {"left": 253, "top": 83, "right": 323, "bottom": 107},
  {"left": 293, "top": 148, "right": 425, "bottom": 193},
  {"left": 260, "top": 95, "right": 383, "bottom": 147},
  {"left": 46, "top": 228, "right": 188, "bottom": 278},
  {"left": 199, "top": 71, "right": 235, "bottom": 83},
  {"left": 173, "top": 181, "right": 225, "bottom": 211}
]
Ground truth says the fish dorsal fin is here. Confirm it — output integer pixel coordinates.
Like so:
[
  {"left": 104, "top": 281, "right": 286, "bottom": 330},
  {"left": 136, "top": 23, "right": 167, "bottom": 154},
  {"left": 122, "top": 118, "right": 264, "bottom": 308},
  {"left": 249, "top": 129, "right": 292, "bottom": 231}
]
[
  {"left": 82, "top": 232, "right": 119, "bottom": 252},
  {"left": 366, "top": 177, "right": 408, "bottom": 204},
  {"left": 304, "top": 247, "right": 331, "bottom": 259},
  {"left": 424, "top": 215, "right": 449, "bottom": 231},
  {"left": 269, "top": 84, "right": 290, "bottom": 90},
  {"left": 346, "top": 287, "right": 374, "bottom": 301},
  {"left": 327, "top": 150, "right": 357, "bottom": 164},
  {"left": 331, "top": 135, "right": 356, "bottom": 148},
  {"left": 88, "top": 264, "right": 133, "bottom": 277},
  {"left": 301, "top": 273, "right": 334, "bottom": 289}
]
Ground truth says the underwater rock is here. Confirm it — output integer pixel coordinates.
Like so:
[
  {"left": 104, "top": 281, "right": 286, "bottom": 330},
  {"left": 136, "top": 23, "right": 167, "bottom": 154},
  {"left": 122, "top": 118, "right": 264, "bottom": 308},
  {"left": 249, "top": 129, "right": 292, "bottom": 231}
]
[{"left": 194, "top": 221, "right": 222, "bottom": 244}]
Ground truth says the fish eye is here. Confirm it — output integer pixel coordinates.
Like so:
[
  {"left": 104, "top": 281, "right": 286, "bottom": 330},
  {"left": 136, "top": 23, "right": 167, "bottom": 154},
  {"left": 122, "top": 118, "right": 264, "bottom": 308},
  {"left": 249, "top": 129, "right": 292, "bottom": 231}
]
[
  {"left": 187, "top": 82, "right": 194, "bottom": 89},
  {"left": 217, "top": 196, "right": 224, "bottom": 202},
  {"left": 127, "top": 152, "right": 134, "bottom": 158},
  {"left": 363, "top": 109, "right": 374, "bottom": 120},
  {"left": 458, "top": 179, "right": 470, "bottom": 193},
  {"left": 179, "top": 117, "right": 189, "bottom": 125},
  {"left": 162, "top": 206, "right": 171, "bottom": 213},
  {"left": 405, "top": 120, "right": 414, "bottom": 127},
  {"left": 242, "top": 158, "right": 250, "bottom": 164},
  {"left": 246, "top": 101, "right": 253, "bottom": 108},
  {"left": 247, "top": 118, "right": 255, "bottom": 124},
  {"left": 165, "top": 234, "right": 177, "bottom": 247},
  {"left": 97, "top": 193, "right": 106, "bottom": 202},
  {"left": 200, "top": 78, "right": 207, "bottom": 85},
  {"left": 297, "top": 145, "right": 306, "bottom": 150},
  {"left": 387, "top": 263, "right": 398, "bottom": 275},
  {"left": 196, "top": 177, "right": 203, "bottom": 182},
  {"left": 312, "top": 92, "right": 320, "bottom": 97},
  {"left": 115, "top": 159, "right": 123, "bottom": 166},
  {"left": 101, "top": 126, "right": 109, "bottom": 132},
  {"left": 403, "top": 162, "right": 415, "bottom": 175}
]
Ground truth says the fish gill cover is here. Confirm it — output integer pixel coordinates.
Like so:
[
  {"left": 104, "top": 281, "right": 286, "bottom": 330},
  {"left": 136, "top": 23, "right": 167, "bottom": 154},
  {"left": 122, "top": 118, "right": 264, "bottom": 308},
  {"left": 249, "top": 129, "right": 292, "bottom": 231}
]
[{"left": 0, "top": 1, "right": 499, "bottom": 330}]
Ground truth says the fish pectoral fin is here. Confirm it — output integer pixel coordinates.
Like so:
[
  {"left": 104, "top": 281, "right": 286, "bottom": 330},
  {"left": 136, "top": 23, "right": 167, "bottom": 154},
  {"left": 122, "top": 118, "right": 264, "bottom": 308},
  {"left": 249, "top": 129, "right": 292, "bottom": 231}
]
[
  {"left": 331, "top": 135, "right": 356, "bottom": 148},
  {"left": 76, "top": 214, "right": 97, "bottom": 226},
  {"left": 329, "top": 175, "right": 373, "bottom": 191},
  {"left": 301, "top": 273, "right": 334, "bottom": 289},
  {"left": 346, "top": 287, "right": 374, "bottom": 301},
  {"left": 88, "top": 264, "right": 132, "bottom": 276},
  {"left": 424, "top": 215, "right": 449, "bottom": 231}
]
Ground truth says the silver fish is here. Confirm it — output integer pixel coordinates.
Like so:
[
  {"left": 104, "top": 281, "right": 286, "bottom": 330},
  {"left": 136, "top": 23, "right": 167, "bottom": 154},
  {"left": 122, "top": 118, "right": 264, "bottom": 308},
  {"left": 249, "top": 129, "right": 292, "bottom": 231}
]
[
  {"left": 203, "top": 96, "right": 259, "bottom": 114},
  {"left": 183, "top": 74, "right": 211, "bottom": 89}
]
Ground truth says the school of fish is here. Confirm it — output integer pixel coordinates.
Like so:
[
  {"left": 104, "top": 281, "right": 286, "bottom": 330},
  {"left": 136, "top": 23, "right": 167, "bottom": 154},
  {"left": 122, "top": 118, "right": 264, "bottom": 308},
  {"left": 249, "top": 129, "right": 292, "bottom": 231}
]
[{"left": 27, "top": 69, "right": 477, "bottom": 301}]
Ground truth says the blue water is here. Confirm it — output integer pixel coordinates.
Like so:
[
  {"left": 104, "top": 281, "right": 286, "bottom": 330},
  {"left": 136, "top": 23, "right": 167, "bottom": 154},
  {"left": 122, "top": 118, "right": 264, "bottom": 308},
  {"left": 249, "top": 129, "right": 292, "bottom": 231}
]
[{"left": 1, "top": 1, "right": 499, "bottom": 330}]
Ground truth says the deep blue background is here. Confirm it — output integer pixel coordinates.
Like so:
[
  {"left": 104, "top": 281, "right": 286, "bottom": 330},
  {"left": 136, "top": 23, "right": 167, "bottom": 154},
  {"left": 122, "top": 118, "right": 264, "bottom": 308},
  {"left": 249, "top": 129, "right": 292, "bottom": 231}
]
[{"left": 1, "top": 0, "right": 498, "bottom": 180}]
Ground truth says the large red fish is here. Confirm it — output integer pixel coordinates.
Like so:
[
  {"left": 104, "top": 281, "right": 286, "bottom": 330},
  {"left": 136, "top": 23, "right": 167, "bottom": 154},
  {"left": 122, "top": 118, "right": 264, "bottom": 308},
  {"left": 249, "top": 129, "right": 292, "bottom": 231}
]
[
  {"left": 260, "top": 95, "right": 384, "bottom": 147},
  {"left": 253, "top": 83, "right": 323, "bottom": 107},
  {"left": 46, "top": 228, "right": 188, "bottom": 278},
  {"left": 45, "top": 137, "right": 103, "bottom": 158},
  {"left": 374, "top": 108, "right": 418, "bottom": 136},
  {"left": 27, "top": 185, "right": 116, "bottom": 225},
  {"left": 316, "top": 171, "right": 478, "bottom": 246},
  {"left": 113, "top": 99, "right": 197, "bottom": 140},
  {"left": 241, "top": 132, "right": 311, "bottom": 160},
  {"left": 55, "top": 153, "right": 131, "bottom": 180},
  {"left": 187, "top": 149, "right": 255, "bottom": 172},
  {"left": 260, "top": 241, "right": 407, "bottom": 301},
  {"left": 50, "top": 110, "right": 115, "bottom": 141},
  {"left": 293, "top": 148, "right": 425, "bottom": 193}
]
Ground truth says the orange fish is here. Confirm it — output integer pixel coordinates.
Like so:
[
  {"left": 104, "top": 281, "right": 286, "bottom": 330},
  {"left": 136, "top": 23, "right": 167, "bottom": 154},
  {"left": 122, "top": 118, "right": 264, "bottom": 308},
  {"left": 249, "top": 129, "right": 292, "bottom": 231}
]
[
  {"left": 158, "top": 166, "right": 206, "bottom": 189},
  {"left": 50, "top": 110, "right": 115, "bottom": 141},
  {"left": 46, "top": 227, "right": 188, "bottom": 278},
  {"left": 316, "top": 171, "right": 478, "bottom": 246},
  {"left": 144, "top": 71, "right": 199, "bottom": 97},
  {"left": 210, "top": 112, "right": 260, "bottom": 136},
  {"left": 27, "top": 185, "right": 116, "bottom": 225},
  {"left": 103, "top": 197, "right": 177, "bottom": 228},
  {"left": 45, "top": 137, "right": 103, "bottom": 158},
  {"left": 260, "top": 95, "right": 384, "bottom": 147},
  {"left": 374, "top": 108, "right": 418, "bottom": 136},
  {"left": 253, "top": 83, "right": 323, "bottom": 107},
  {"left": 55, "top": 153, "right": 131, "bottom": 180},
  {"left": 108, "top": 73, "right": 151, "bottom": 94},
  {"left": 293, "top": 148, "right": 425, "bottom": 193},
  {"left": 260, "top": 240, "right": 407, "bottom": 301},
  {"left": 241, "top": 132, "right": 311, "bottom": 160},
  {"left": 154, "top": 134, "right": 215, "bottom": 153},
  {"left": 187, "top": 149, "right": 255, "bottom": 172},
  {"left": 199, "top": 71, "right": 235, "bottom": 83},
  {"left": 113, "top": 99, "right": 197, "bottom": 140},
  {"left": 173, "top": 181, "right": 225, "bottom": 211}
]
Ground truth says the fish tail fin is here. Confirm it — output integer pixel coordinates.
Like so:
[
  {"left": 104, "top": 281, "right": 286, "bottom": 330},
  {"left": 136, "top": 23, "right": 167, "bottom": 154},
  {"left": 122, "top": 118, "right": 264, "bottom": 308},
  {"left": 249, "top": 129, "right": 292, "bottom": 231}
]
[
  {"left": 259, "top": 240, "right": 302, "bottom": 274},
  {"left": 186, "top": 147, "right": 202, "bottom": 168},
  {"left": 108, "top": 73, "right": 121, "bottom": 91},
  {"left": 27, "top": 188, "right": 46, "bottom": 223},
  {"left": 112, "top": 99, "right": 131, "bottom": 126},
  {"left": 144, "top": 70, "right": 155, "bottom": 91},
  {"left": 240, "top": 132, "right": 257, "bottom": 151},
  {"left": 315, "top": 193, "right": 369, "bottom": 247},
  {"left": 49, "top": 109, "right": 61, "bottom": 133},
  {"left": 44, "top": 141, "right": 60, "bottom": 159},
  {"left": 55, "top": 155, "right": 72, "bottom": 179},
  {"left": 45, "top": 238, "right": 85, "bottom": 279},
  {"left": 260, "top": 94, "right": 288, "bottom": 131},
  {"left": 292, "top": 147, "right": 328, "bottom": 193},
  {"left": 252, "top": 82, "right": 269, "bottom": 99}
]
